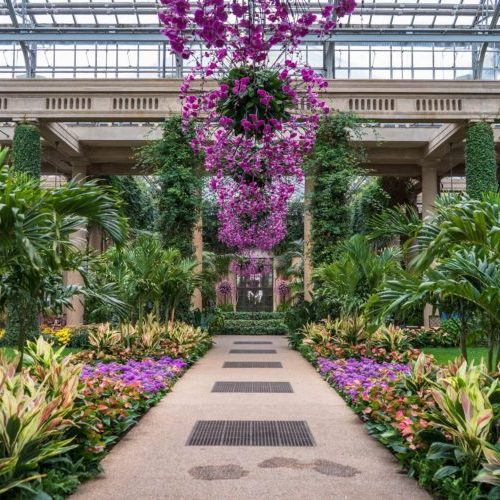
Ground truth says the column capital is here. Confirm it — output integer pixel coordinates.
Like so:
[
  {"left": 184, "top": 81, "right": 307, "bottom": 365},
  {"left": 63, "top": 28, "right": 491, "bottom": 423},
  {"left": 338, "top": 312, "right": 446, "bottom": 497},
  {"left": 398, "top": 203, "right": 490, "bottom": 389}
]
[{"left": 12, "top": 117, "right": 39, "bottom": 127}]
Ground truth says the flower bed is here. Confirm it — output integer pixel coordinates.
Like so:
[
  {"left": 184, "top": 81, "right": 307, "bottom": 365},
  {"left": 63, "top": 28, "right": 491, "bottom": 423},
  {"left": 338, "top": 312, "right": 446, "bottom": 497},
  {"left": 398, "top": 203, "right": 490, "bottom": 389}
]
[
  {"left": 1, "top": 331, "right": 211, "bottom": 498},
  {"left": 317, "top": 357, "right": 410, "bottom": 399},
  {"left": 304, "top": 348, "right": 499, "bottom": 498}
]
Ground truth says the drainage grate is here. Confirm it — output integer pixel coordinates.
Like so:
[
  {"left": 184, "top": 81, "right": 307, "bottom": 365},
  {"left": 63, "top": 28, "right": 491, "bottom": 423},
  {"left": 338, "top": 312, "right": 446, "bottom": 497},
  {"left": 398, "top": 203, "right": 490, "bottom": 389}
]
[
  {"left": 187, "top": 420, "right": 315, "bottom": 447},
  {"left": 223, "top": 361, "right": 283, "bottom": 368},
  {"left": 212, "top": 381, "right": 293, "bottom": 393},
  {"left": 233, "top": 341, "right": 273, "bottom": 345},
  {"left": 229, "top": 349, "right": 277, "bottom": 354}
]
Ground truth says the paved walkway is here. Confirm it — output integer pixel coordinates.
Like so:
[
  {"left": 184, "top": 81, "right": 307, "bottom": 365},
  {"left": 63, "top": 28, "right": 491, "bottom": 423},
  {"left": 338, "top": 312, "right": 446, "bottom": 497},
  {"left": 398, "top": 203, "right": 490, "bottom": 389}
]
[{"left": 72, "top": 335, "right": 429, "bottom": 500}]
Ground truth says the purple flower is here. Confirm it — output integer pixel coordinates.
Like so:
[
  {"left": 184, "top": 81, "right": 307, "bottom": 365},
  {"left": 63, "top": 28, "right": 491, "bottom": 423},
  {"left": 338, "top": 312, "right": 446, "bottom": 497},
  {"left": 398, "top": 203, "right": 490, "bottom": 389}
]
[{"left": 82, "top": 356, "right": 188, "bottom": 394}]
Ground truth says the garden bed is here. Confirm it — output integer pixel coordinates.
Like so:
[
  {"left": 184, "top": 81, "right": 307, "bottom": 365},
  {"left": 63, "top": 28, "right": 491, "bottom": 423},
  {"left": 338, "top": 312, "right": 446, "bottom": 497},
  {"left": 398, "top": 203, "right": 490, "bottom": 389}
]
[
  {"left": 0, "top": 320, "right": 213, "bottom": 498},
  {"left": 294, "top": 338, "right": 499, "bottom": 499}
]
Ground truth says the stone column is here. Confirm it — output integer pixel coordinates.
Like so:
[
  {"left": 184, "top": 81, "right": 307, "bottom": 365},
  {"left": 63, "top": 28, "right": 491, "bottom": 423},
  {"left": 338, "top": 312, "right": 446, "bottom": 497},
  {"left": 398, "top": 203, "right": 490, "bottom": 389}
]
[
  {"left": 421, "top": 163, "right": 438, "bottom": 219},
  {"left": 421, "top": 163, "right": 439, "bottom": 328},
  {"left": 191, "top": 216, "right": 203, "bottom": 310},
  {"left": 303, "top": 176, "right": 314, "bottom": 302},
  {"left": 88, "top": 226, "right": 104, "bottom": 253},
  {"left": 65, "top": 163, "right": 87, "bottom": 326}
]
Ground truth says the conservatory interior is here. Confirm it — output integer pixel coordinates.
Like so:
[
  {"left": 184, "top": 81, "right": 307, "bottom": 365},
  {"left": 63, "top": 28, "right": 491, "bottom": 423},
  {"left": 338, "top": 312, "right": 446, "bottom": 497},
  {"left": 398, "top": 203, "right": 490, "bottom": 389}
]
[{"left": 0, "top": 0, "right": 499, "bottom": 499}]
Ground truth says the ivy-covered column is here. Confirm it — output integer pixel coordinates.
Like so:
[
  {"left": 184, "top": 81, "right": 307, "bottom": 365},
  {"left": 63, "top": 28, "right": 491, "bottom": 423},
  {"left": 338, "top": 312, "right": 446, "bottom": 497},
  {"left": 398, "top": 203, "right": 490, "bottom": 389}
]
[
  {"left": 4, "top": 121, "right": 42, "bottom": 345},
  {"left": 465, "top": 121, "right": 498, "bottom": 197}
]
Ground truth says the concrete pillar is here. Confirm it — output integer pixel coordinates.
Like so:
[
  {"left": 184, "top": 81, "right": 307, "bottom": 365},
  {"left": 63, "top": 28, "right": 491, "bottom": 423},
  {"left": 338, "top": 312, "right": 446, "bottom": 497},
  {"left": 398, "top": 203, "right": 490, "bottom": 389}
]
[
  {"left": 191, "top": 216, "right": 203, "bottom": 310},
  {"left": 421, "top": 164, "right": 439, "bottom": 328},
  {"left": 88, "top": 225, "right": 104, "bottom": 253},
  {"left": 65, "top": 163, "right": 87, "bottom": 326},
  {"left": 421, "top": 164, "right": 438, "bottom": 219},
  {"left": 303, "top": 176, "right": 314, "bottom": 302}
]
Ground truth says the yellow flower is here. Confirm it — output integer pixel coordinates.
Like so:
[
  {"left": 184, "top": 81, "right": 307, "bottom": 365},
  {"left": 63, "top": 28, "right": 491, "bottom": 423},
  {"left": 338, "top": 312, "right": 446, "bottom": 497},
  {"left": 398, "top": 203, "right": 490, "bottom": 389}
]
[
  {"left": 0, "top": 328, "right": 4, "bottom": 339},
  {"left": 53, "top": 327, "right": 72, "bottom": 345}
]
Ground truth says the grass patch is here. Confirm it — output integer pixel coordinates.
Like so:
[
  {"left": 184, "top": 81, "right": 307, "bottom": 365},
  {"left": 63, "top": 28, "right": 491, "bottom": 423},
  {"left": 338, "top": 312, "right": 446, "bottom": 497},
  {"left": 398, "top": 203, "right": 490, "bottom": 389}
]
[{"left": 423, "top": 346, "right": 489, "bottom": 365}]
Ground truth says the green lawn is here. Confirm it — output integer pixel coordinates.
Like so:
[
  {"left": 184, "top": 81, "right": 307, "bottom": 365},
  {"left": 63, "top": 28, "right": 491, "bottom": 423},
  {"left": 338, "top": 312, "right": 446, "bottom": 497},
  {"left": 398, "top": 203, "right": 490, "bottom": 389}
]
[{"left": 423, "top": 346, "right": 489, "bottom": 365}]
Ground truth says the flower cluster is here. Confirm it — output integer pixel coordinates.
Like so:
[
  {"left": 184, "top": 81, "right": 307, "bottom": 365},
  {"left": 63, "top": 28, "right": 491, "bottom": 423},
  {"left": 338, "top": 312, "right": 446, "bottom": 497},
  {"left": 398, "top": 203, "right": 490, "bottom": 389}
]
[
  {"left": 217, "top": 280, "right": 232, "bottom": 296},
  {"left": 230, "top": 256, "right": 272, "bottom": 277},
  {"left": 317, "top": 357, "right": 410, "bottom": 400},
  {"left": 81, "top": 357, "right": 187, "bottom": 394},
  {"left": 276, "top": 279, "right": 290, "bottom": 298},
  {"left": 41, "top": 325, "right": 73, "bottom": 345},
  {"left": 159, "top": 0, "right": 356, "bottom": 251}
]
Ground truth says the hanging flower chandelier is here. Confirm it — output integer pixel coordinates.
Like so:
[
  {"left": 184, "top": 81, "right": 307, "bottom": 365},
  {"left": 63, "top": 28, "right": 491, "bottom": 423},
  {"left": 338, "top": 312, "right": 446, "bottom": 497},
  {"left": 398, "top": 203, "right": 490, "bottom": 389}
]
[{"left": 159, "top": 0, "right": 356, "bottom": 252}]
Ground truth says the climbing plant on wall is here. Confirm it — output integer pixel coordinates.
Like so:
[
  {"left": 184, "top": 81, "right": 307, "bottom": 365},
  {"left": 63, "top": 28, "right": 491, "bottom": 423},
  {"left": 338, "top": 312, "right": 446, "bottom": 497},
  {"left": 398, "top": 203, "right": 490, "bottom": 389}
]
[
  {"left": 136, "top": 117, "right": 202, "bottom": 257},
  {"left": 12, "top": 122, "right": 41, "bottom": 178},
  {"left": 306, "top": 113, "right": 363, "bottom": 267},
  {"left": 107, "top": 176, "right": 156, "bottom": 233},
  {"left": 465, "top": 121, "right": 498, "bottom": 198},
  {"left": 351, "top": 178, "right": 391, "bottom": 235}
]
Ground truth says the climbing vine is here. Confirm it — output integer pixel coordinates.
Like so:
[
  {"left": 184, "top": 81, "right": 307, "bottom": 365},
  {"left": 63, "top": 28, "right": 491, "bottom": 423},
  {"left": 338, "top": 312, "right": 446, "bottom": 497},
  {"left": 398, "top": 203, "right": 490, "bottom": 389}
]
[
  {"left": 306, "top": 113, "right": 363, "bottom": 267},
  {"left": 12, "top": 122, "right": 41, "bottom": 178},
  {"left": 136, "top": 117, "right": 202, "bottom": 256},
  {"left": 107, "top": 176, "right": 156, "bottom": 233},
  {"left": 465, "top": 121, "right": 498, "bottom": 198},
  {"left": 351, "top": 178, "right": 391, "bottom": 235}
]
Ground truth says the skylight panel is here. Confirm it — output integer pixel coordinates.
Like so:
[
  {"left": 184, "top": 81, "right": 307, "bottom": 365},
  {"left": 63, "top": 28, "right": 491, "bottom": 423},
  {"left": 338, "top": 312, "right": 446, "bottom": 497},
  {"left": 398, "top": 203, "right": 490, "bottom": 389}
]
[
  {"left": 391, "top": 16, "right": 414, "bottom": 26},
  {"left": 370, "top": 15, "right": 392, "bottom": 26},
  {"left": 412, "top": 15, "right": 436, "bottom": 26},
  {"left": 52, "top": 14, "right": 76, "bottom": 24},
  {"left": 96, "top": 14, "right": 118, "bottom": 24},
  {"left": 117, "top": 14, "right": 139, "bottom": 24},
  {"left": 434, "top": 15, "right": 457, "bottom": 27},
  {"left": 454, "top": 16, "right": 475, "bottom": 26},
  {"left": 33, "top": 14, "right": 54, "bottom": 24},
  {"left": 139, "top": 14, "right": 160, "bottom": 24},
  {"left": 0, "top": 15, "right": 12, "bottom": 25},
  {"left": 74, "top": 14, "right": 97, "bottom": 24}
]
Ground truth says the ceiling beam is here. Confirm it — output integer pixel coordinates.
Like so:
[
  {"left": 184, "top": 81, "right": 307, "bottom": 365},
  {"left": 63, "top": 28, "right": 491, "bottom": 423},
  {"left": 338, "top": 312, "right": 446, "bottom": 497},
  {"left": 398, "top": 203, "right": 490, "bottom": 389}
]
[
  {"left": 424, "top": 122, "right": 467, "bottom": 160},
  {"left": 1, "top": 29, "right": 500, "bottom": 43}
]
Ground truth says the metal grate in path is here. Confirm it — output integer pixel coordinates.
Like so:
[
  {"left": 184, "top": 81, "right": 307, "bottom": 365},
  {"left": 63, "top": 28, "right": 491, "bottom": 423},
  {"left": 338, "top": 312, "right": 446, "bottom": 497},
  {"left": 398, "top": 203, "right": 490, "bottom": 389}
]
[
  {"left": 233, "top": 341, "right": 273, "bottom": 345},
  {"left": 212, "top": 381, "right": 293, "bottom": 393},
  {"left": 229, "top": 349, "right": 277, "bottom": 354},
  {"left": 223, "top": 361, "right": 283, "bottom": 368},
  {"left": 186, "top": 420, "right": 315, "bottom": 446}
]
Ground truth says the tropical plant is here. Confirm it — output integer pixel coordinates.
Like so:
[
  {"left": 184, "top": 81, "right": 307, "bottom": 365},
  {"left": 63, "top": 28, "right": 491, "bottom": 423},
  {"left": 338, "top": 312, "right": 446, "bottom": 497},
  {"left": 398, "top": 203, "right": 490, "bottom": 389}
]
[
  {"left": 371, "top": 194, "right": 500, "bottom": 370},
  {"left": 315, "top": 234, "right": 401, "bottom": 320},
  {"left": 474, "top": 445, "right": 500, "bottom": 490},
  {"left": 426, "top": 361, "right": 498, "bottom": 472},
  {"left": 0, "top": 165, "right": 127, "bottom": 368},
  {"left": 86, "top": 235, "right": 201, "bottom": 326},
  {"left": 0, "top": 349, "right": 80, "bottom": 496},
  {"left": 372, "top": 324, "right": 410, "bottom": 353}
]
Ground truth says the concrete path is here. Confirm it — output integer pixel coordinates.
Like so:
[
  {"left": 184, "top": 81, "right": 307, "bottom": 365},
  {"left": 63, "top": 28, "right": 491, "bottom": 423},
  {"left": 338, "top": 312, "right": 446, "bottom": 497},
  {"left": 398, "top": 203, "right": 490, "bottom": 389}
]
[{"left": 72, "top": 335, "right": 429, "bottom": 500}]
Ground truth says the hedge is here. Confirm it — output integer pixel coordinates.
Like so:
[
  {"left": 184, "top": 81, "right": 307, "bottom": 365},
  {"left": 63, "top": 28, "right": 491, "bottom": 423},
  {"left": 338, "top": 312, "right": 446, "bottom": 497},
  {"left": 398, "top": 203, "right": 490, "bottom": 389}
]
[
  {"left": 465, "top": 121, "right": 498, "bottom": 198},
  {"left": 222, "top": 311, "right": 285, "bottom": 321},
  {"left": 218, "top": 319, "right": 289, "bottom": 335}
]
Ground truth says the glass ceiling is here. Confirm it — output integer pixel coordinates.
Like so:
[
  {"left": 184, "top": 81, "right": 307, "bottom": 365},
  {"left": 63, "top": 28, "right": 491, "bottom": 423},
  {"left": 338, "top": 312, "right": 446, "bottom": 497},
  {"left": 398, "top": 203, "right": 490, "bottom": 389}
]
[
  {"left": 0, "top": 0, "right": 499, "bottom": 79},
  {"left": 1, "top": 0, "right": 498, "bottom": 29}
]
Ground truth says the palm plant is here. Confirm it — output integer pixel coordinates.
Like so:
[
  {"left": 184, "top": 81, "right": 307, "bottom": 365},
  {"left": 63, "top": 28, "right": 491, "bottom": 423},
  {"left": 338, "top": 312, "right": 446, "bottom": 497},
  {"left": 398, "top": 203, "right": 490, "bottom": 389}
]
[
  {"left": 87, "top": 235, "right": 200, "bottom": 327},
  {"left": 0, "top": 163, "right": 127, "bottom": 368},
  {"left": 371, "top": 194, "right": 500, "bottom": 371},
  {"left": 314, "top": 234, "right": 401, "bottom": 321}
]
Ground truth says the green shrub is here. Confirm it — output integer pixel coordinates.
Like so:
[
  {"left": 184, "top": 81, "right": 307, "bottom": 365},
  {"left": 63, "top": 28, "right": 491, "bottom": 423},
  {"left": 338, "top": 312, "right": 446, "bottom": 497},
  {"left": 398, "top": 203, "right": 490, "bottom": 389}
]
[
  {"left": 218, "top": 319, "right": 288, "bottom": 335},
  {"left": 222, "top": 311, "right": 285, "bottom": 321},
  {"left": 465, "top": 122, "right": 498, "bottom": 198}
]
